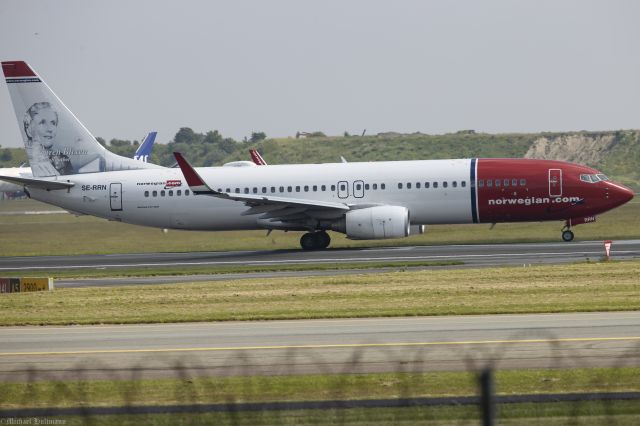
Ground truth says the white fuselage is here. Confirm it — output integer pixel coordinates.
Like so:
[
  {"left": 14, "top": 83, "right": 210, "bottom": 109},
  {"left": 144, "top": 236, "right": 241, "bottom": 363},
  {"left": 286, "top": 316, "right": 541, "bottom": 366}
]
[{"left": 30, "top": 159, "right": 473, "bottom": 230}]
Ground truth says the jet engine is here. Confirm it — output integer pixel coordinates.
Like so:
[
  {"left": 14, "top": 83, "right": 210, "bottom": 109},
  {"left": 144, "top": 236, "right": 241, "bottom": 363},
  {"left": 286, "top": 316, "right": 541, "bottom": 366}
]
[{"left": 333, "top": 205, "right": 410, "bottom": 240}]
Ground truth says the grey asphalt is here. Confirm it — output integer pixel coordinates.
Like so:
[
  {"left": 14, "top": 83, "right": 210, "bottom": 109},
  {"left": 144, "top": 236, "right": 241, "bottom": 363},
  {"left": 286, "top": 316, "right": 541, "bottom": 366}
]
[
  {"left": 0, "top": 239, "right": 638, "bottom": 288},
  {"left": 1, "top": 312, "right": 638, "bottom": 381}
]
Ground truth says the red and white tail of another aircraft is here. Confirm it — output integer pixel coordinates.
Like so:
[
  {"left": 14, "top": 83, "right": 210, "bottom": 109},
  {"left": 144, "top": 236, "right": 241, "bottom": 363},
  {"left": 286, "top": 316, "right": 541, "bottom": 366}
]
[
  {"left": 249, "top": 149, "right": 267, "bottom": 165},
  {"left": 0, "top": 60, "right": 634, "bottom": 249}
]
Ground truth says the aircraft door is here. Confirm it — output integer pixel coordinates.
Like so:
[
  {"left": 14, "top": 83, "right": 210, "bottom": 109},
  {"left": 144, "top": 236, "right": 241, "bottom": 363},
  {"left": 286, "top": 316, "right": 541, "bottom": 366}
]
[
  {"left": 337, "top": 181, "right": 349, "bottom": 199},
  {"left": 549, "top": 169, "right": 562, "bottom": 197},
  {"left": 110, "top": 183, "right": 123, "bottom": 211},
  {"left": 353, "top": 180, "right": 364, "bottom": 198}
]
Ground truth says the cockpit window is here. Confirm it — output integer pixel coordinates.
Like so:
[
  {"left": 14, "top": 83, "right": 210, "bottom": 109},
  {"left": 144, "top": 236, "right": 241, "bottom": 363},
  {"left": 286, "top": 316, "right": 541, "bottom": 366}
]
[{"left": 580, "top": 173, "right": 609, "bottom": 183}]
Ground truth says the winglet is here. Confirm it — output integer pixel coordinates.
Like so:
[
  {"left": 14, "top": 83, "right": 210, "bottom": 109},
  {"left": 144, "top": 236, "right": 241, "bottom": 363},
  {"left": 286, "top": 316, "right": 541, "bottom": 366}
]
[
  {"left": 249, "top": 149, "right": 267, "bottom": 165},
  {"left": 173, "top": 152, "right": 215, "bottom": 194}
]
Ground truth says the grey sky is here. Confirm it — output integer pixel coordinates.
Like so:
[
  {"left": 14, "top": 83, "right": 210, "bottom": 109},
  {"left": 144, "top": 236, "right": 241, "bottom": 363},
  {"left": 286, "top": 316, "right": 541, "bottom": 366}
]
[{"left": 1, "top": 0, "right": 638, "bottom": 148}]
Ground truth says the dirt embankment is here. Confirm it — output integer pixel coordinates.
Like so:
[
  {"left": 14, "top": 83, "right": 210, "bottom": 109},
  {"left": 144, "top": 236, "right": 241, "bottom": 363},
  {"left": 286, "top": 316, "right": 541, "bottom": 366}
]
[{"left": 524, "top": 133, "right": 618, "bottom": 165}]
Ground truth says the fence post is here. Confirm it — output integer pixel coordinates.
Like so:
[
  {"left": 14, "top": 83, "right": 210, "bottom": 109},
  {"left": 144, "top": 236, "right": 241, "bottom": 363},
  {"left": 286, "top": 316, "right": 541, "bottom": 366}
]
[{"left": 479, "top": 368, "right": 495, "bottom": 426}]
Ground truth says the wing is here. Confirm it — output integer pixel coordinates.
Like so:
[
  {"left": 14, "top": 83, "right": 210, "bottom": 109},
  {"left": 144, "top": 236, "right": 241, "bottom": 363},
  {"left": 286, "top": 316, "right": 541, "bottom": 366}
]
[
  {"left": 0, "top": 175, "right": 74, "bottom": 190},
  {"left": 173, "top": 152, "right": 349, "bottom": 230}
]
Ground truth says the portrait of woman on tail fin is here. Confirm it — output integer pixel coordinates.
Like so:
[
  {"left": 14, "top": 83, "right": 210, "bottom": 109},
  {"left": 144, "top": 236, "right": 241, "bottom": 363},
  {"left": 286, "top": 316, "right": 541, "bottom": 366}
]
[{"left": 23, "top": 101, "right": 72, "bottom": 176}]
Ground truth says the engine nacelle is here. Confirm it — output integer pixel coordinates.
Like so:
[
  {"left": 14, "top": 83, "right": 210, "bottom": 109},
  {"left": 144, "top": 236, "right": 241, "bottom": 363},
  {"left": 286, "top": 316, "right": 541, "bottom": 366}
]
[{"left": 344, "top": 206, "right": 410, "bottom": 240}]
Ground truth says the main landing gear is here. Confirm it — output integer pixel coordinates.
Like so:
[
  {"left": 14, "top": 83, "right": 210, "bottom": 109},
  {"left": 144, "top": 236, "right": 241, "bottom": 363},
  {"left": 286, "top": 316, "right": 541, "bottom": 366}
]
[{"left": 300, "top": 231, "right": 331, "bottom": 250}]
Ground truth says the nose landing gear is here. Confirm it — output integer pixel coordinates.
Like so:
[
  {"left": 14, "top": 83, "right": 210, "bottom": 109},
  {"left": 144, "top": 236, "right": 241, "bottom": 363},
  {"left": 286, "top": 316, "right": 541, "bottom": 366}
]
[
  {"left": 300, "top": 231, "right": 331, "bottom": 250},
  {"left": 561, "top": 229, "right": 574, "bottom": 242},
  {"left": 561, "top": 219, "right": 575, "bottom": 242}
]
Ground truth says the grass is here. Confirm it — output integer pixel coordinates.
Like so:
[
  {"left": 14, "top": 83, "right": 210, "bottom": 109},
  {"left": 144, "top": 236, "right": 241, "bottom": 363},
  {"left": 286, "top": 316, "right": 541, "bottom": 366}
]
[
  {"left": 1, "top": 368, "right": 639, "bottom": 424},
  {"left": 0, "top": 259, "right": 463, "bottom": 279},
  {"left": 0, "top": 261, "right": 638, "bottom": 325},
  {"left": 1, "top": 368, "right": 638, "bottom": 407},
  {"left": 31, "top": 404, "right": 640, "bottom": 426},
  {"left": 0, "top": 199, "right": 639, "bottom": 257}
]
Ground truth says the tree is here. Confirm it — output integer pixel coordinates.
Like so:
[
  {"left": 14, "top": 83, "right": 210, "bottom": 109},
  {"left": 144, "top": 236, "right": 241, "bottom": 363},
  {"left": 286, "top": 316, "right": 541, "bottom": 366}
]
[
  {"left": 203, "top": 130, "right": 223, "bottom": 145},
  {"left": 0, "top": 148, "right": 12, "bottom": 162},
  {"left": 250, "top": 132, "right": 267, "bottom": 143},
  {"left": 174, "top": 127, "right": 201, "bottom": 144}
]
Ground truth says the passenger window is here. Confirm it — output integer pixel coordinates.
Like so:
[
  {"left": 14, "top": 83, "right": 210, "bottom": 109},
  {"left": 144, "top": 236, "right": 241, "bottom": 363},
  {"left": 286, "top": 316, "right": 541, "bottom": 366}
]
[
  {"left": 443, "top": 181, "right": 448, "bottom": 188},
  {"left": 425, "top": 182, "right": 430, "bottom": 188},
  {"left": 225, "top": 188, "right": 230, "bottom": 193},
  {"left": 495, "top": 180, "right": 501, "bottom": 187},
  {"left": 262, "top": 187, "right": 267, "bottom": 194},
  {"left": 295, "top": 186, "right": 300, "bottom": 192},
  {"left": 253, "top": 188, "right": 258, "bottom": 194},
  {"left": 503, "top": 179, "right": 508, "bottom": 187},
  {"left": 452, "top": 181, "right": 457, "bottom": 188},
  {"left": 185, "top": 190, "right": 190, "bottom": 196},
  {"left": 407, "top": 183, "right": 412, "bottom": 189},
  {"left": 144, "top": 191, "right": 149, "bottom": 197},
  {"left": 287, "top": 186, "right": 292, "bottom": 192},
  {"left": 487, "top": 180, "right": 492, "bottom": 188},
  {"left": 340, "top": 184, "right": 346, "bottom": 191},
  {"left": 512, "top": 179, "right": 517, "bottom": 186},
  {"left": 479, "top": 180, "right": 484, "bottom": 188},
  {"left": 169, "top": 190, "right": 173, "bottom": 196},
  {"left": 304, "top": 185, "right": 309, "bottom": 192},
  {"left": 416, "top": 182, "right": 421, "bottom": 189},
  {"left": 381, "top": 183, "right": 386, "bottom": 190},
  {"left": 398, "top": 183, "right": 403, "bottom": 189},
  {"left": 372, "top": 183, "right": 378, "bottom": 190},
  {"left": 520, "top": 179, "right": 526, "bottom": 186},
  {"left": 461, "top": 181, "right": 466, "bottom": 188},
  {"left": 433, "top": 182, "right": 438, "bottom": 189},
  {"left": 331, "top": 185, "right": 336, "bottom": 191},
  {"left": 279, "top": 186, "right": 284, "bottom": 192},
  {"left": 152, "top": 191, "right": 157, "bottom": 197},
  {"left": 356, "top": 183, "right": 362, "bottom": 190},
  {"left": 313, "top": 185, "right": 318, "bottom": 192},
  {"left": 235, "top": 188, "right": 240, "bottom": 193},
  {"left": 365, "top": 183, "right": 370, "bottom": 190},
  {"left": 322, "top": 185, "right": 327, "bottom": 191},
  {"left": 244, "top": 188, "right": 249, "bottom": 194},
  {"left": 161, "top": 190, "right": 165, "bottom": 196},
  {"left": 177, "top": 190, "right": 182, "bottom": 196}
]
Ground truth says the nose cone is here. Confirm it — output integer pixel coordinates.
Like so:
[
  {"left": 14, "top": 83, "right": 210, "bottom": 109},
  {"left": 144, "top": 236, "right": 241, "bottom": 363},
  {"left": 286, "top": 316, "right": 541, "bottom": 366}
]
[{"left": 610, "top": 183, "right": 635, "bottom": 206}]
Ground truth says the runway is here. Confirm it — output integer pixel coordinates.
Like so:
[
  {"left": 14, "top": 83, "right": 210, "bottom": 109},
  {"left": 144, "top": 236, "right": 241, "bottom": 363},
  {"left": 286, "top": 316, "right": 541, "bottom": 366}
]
[
  {"left": 1, "top": 240, "right": 639, "bottom": 288},
  {"left": 4, "top": 240, "right": 640, "bottom": 271},
  {"left": 1, "top": 312, "right": 638, "bottom": 381}
]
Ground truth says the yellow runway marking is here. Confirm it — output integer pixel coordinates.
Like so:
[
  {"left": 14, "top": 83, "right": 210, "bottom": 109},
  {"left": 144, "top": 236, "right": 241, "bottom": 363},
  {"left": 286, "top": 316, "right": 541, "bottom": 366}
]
[{"left": 1, "top": 336, "right": 639, "bottom": 357}]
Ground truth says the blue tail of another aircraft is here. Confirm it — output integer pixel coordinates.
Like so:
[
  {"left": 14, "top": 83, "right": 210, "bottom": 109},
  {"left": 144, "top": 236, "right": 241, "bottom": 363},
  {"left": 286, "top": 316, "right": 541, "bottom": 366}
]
[{"left": 134, "top": 131, "right": 157, "bottom": 163}]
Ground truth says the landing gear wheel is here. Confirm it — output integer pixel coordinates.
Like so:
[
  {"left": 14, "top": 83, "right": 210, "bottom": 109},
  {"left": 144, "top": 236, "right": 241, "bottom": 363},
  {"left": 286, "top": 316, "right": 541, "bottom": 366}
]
[
  {"left": 300, "top": 233, "right": 318, "bottom": 250},
  {"left": 300, "top": 231, "right": 331, "bottom": 250},
  {"left": 317, "top": 231, "right": 331, "bottom": 249},
  {"left": 562, "top": 230, "right": 574, "bottom": 242}
]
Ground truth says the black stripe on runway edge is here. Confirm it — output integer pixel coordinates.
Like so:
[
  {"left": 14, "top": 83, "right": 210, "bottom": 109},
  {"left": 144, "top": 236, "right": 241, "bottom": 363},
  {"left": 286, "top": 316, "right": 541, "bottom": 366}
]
[{"left": 1, "top": 392, "right": 639, "bottom": 417}]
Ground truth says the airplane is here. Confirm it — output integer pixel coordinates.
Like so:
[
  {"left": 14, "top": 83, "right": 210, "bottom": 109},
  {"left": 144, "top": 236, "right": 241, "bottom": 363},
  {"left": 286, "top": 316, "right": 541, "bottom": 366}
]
[
  {"left": 0, "top": 60, "right": 635, "bottom": 250},
  {"left": 0, "top": 131, "right": 158, "bottom": 193},
  {"left": 248, "top": 148, "right": 347, "bottom": 166},
  {"left": 249, "top": 149, "right": 267, "bottom": 165}
]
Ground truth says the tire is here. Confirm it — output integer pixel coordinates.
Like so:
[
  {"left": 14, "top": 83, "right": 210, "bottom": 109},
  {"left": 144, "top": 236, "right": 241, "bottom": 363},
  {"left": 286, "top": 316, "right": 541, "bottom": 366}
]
[
  {"left": 562, "top": 230, "right": 574, "bottom": 242},
  {"left": 317, "top": 231, "right": 331, "bottom": 249},
  {"left": 300, "top": 233, "right": 317, "bottom": 250}
]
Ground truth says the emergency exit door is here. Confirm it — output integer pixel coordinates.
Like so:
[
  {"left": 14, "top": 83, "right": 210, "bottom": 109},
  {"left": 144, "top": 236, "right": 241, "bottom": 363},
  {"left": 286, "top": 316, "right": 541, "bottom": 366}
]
[{"left": 110, "top": 183, "right": 123, "bottom": 211}]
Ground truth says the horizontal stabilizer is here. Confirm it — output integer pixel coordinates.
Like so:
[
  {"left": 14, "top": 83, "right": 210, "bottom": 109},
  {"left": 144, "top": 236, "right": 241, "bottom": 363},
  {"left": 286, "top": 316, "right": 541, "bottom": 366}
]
[{"left": 0, "top": 175, "right": 74, "bottom": 190}]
